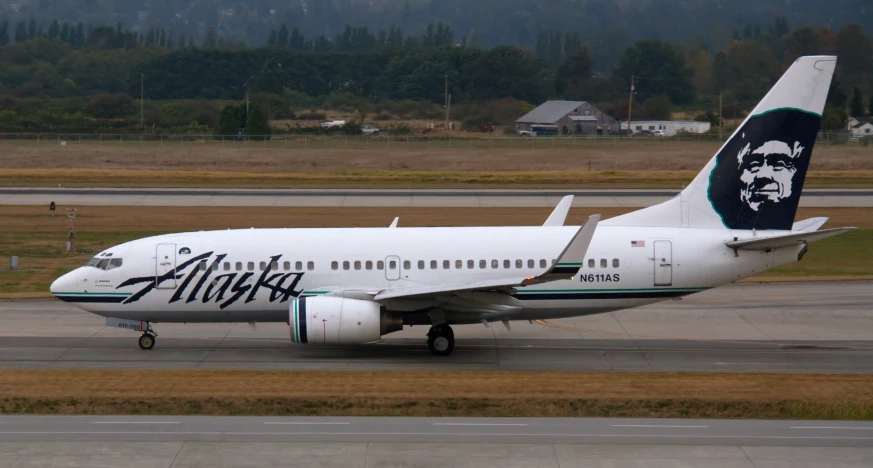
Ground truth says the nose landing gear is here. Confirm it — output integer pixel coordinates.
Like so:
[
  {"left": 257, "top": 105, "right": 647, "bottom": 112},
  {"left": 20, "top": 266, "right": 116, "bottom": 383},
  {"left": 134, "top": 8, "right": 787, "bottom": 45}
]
[
  {"left": 427, "top": 324, "right": 455, "bottom": 356},
  {"left": 138, "top": 322, "right": 157, "bottom": 350}
]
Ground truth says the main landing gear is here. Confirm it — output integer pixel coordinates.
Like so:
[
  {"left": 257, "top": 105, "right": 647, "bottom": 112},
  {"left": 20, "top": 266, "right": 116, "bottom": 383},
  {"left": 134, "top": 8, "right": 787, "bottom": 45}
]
[
  {"left": 427, "top": 324, "right": 455, "bottom": 356},
  {"left": 138, "top": 322, "right": 157, "bottom": 350}
]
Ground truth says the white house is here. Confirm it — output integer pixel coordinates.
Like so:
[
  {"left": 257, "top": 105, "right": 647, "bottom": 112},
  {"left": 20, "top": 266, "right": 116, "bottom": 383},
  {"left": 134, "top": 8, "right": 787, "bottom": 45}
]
[
  {"left": 620, "top": 120, "right": 711, "bottom": 136},
  {"left": 849, "top": 117, "right": 873, "bottom": 139}
]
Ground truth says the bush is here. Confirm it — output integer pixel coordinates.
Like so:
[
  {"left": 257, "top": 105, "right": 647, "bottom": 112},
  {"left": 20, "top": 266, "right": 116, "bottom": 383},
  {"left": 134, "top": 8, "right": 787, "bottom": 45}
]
[
  {"left": 341, "top": 122, "right": 362, "bottom": 135},
  {"left": 87, "top": 93, "right": 135, "bottom": 119},
  {"left": 297, "top": 110, "right": 327, "bottom": 120},
  {"left": 461, "top": 115, "right": 493, "bottom": 131},
  {"left": 388, "top": 123, "right": 411, "bottom": 135}
]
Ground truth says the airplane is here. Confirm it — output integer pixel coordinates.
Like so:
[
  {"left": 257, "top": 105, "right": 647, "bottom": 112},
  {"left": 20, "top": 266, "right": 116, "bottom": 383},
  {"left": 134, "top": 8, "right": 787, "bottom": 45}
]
[{"left": 50, "top": 56, "right": 852, "bottom": 356}]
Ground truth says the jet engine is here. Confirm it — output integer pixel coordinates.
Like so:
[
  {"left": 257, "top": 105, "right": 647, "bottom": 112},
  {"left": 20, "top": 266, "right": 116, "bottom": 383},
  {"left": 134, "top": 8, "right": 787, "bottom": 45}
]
[{"left": 289, "top": 296, "right": 402, "bottom": 345}]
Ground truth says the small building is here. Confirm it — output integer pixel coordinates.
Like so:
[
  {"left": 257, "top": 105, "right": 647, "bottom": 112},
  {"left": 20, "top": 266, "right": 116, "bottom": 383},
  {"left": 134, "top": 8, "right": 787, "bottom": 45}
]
[
  {"left": 621, "top": 120, "right": 711, "bottom": 136},
  {"left": 849, "top": 117, "right": 873, "bottom": 139},
  {"left": 516, "top": 101, "right": 618, "bottom": 135}
]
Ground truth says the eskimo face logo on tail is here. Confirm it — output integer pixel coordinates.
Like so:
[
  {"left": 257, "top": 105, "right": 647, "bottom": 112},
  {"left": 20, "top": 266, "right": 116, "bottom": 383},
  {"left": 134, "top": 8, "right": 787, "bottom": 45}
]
[{"left": 708, "top": 109, "right": 820, "bottom": 230}]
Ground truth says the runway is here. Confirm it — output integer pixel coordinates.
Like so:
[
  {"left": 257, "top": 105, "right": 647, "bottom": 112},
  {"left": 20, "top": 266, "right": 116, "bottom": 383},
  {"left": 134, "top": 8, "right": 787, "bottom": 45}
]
[
  {"left": 2, "top": 281, "right": 871, "bottom": 372},
  {"left": 1, "top": 416, "right": 871, "bottom": 467},
  {"left": 2, "top": 187, "right": 873, "bottom": 207}
]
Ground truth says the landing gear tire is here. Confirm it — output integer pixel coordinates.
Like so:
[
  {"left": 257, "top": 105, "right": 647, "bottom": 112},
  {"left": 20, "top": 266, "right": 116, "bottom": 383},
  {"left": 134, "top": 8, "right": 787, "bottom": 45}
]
[
  {"left": 138, "top": 333, "right": 156, "bottom": 350},
  {"left": 427, "top": 325, "right": 455, "bottom": 356}
]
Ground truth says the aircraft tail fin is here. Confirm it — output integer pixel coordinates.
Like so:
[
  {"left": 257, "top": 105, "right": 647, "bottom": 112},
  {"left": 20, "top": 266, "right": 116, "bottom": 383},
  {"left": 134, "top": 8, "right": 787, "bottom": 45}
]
[{"left": 603, "top": 56, "right": 836, "bottom": 231}]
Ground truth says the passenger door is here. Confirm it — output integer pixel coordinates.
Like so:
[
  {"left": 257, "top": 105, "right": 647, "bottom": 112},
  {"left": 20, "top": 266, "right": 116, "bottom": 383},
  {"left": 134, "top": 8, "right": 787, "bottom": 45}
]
[
  {"left": 155, "top": 243, "right": 177, "bottom": 289},
  {"left": 385, "top": 255, "right": 401, "bottom": 281},
  {"left": 653, "top": 240, "right": 673, "bottom": 286}
]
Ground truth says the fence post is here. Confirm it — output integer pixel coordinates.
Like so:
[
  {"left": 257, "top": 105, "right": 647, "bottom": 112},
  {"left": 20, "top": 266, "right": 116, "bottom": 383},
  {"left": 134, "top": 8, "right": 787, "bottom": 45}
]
[{"left": 304, "top": 136, "right": 307, "bottom": 150}]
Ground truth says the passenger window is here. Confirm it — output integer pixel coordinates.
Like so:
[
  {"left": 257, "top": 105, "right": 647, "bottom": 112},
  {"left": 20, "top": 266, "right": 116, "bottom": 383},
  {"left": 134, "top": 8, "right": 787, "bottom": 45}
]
[
  {"left": 307, "top": 261, "right": 314, "bottom": 271},
  {"left": 366, "top": 260, "right": 373, "bottom": 270},
  {"left": 613, "top": 259, "right": 620, "bottom": 268},
  {"left": 504, "top": 259, "right": 510, "bottom": 269},
  {"left": 479, "top": 260, "right": 486, "bottom": 269},
  {"left": 600, "top": 259, "right": 607, "bottom": 268},
  {"left": 539, "top": 259, "right": 547, "bottom": 268},
  {"left": 270, "top": 261, "right": 278, "bottom": 270},
  {"left": 246, "top": 261, "right": 254, "bottom": 271},
  {"left": 260, "top": 262, "right": 267, "bottom": 271},
  {"left": 378, "top": 260, "right": 385, "bottom": 270},
  {"left": 212, "top": 263, "right": 219, "bottom": 271},
  {"left": 235, "top": 262, "right": 242, "bottom": 271},
  {"left": 389, "top": 260, "right": 397, "bottom": 270},
  {"left": 283, "top": 261, "right": 290, "bottom": 271},
  {"left": 296, "top": 261, "right": 303, "bottom": 270},
  {"left": 331, "top": 261, "right": 338, "bottom": 271},
  {"left": 528, "top": 259, "right": 534, "bottom": 268},
  {"left": 430, "top": 260, "right": 438, "bottom": 269},
  {"left": 455, "top": 260, "right": 463, "bottom": 269},
  {"left": 467, "top": 260, "right": 475, "bottom": 269},
  {"left": 403, "top": 260, "right": 411, "bottom": 270},
  {"left": 443, "top": 260, "right": 450, "bottom": 269},
  {"left": 198, "top": 261, "right": 206, "bottom": 272},
  {"left": 223, "top": 262, "right": 230, "bottom": 271},
  {"left": 107, "top": 258, "right": 123, "bottom": 271},
  {"left": 515, "top": 259, "right": 522, "bottom": 268},
  {"left": 588, "top": 259, "right": 595, "bottom": 268},
  {"left": 491, "top": 259, "right": 498, "bottom": 269},
  {"left": 418, "top": 260, "right": 425, "bottom": 270},
  {"left": 343, "top": 261, "right": 350, "bottom": 270},
  {"left": 354, "top": 261, "right": 361, "bottom": 270}
]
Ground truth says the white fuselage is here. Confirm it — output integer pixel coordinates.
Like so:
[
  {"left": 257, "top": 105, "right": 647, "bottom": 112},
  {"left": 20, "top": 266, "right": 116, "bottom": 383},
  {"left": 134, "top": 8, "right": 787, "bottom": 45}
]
[{"left": 50, "top": 225, "right": 802, "bottom": 325}]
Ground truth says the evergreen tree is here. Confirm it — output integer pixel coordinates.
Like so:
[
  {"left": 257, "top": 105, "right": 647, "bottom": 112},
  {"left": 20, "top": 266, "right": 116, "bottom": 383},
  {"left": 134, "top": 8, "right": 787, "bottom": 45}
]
[
  {"left": 59, "top": 22, "right": 70, "bottom": 43},
  {"left": 179, "top": 32, "right": 186, "bottom": 48},
  {"left": 14, "top": 22, "right": 27, "bottom": 43},
  {"left": 215, "top": 105, "right": 241, "bottom": 136},
  {"left": 73, "top": 22, "right": 85, "bottom": 48},
  {"left": 159, "top": 29, "right": 166, "bottom": 47},
  {"left": 167, "top": 29, "right": 174, "bottom": 48},
  {"left": 869, "top": 95, "right": 873, "bottom": 116},
  {"left": 850, "top": 86, "right": 864, "bottom": 117},
  {"left": 267, "top": 29, "right": 277, "bottom": 46},
  {"left": 277, "top": 25, "right": 289, "bottom": 47},
  {"left": 27, "top": 19, "right": 36, "bottom": 40},
  {"left": 246, "top": 106, "right": 272, "bottom": 139},
  {"left": 0, "top": 19, "right": 8, "bottom": 46},
  {"left": 48, "top": 20, "right": 60, "bottom": 40},
  {"left": 202, "top": 27, "right": 217, "bottom": 48}
]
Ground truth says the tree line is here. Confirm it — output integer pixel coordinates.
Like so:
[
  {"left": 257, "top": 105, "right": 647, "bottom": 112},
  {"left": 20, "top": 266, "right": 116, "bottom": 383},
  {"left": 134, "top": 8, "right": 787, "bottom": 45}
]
[{"left": 1, "top": 16, "right": 872, "bottom": 133}]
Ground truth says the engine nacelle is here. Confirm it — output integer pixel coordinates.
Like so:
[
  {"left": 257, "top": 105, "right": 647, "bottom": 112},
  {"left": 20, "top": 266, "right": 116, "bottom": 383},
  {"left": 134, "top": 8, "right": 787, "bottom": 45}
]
[{"left": 289, "top": 296, "right": 402, "bottom": 345}]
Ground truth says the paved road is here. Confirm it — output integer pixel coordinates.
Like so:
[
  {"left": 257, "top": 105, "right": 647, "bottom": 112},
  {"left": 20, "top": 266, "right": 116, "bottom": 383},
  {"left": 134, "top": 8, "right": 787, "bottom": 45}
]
[
  {"left": 2, "top": 187, "right": 872, "bottom": 207},
  {"left": 2, "top": 282, "right": 871, "bottom": 372},
  {"left": 1, "top": 416, "right": 871, "bottom": 467}
]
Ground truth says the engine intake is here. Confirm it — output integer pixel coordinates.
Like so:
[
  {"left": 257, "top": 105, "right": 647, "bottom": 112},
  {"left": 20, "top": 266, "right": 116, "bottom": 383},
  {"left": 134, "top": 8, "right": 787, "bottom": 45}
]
[{"left": 289, "top": 296, "right": 402, "bottom": 345}]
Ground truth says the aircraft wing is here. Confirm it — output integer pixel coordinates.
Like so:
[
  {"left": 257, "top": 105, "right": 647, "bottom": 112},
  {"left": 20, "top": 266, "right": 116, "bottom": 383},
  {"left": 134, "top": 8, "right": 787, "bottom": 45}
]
[
  {"left": 725, "top": 227, "right": 854, "bottom": 252},
  {"left": 374, "top": 214, "right": 600, "bottom": 301}
]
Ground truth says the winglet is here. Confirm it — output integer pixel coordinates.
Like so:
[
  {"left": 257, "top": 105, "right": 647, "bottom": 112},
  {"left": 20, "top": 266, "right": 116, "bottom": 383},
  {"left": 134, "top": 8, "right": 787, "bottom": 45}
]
[
  {"left": 389, "top": 217, "right": 399, "bottom": 228},
  {"left": 543, "top": 195, "right": 574, "bottom": 226},
  {"left": 526, "top": 214, "right": 600, "bottom": 284}
]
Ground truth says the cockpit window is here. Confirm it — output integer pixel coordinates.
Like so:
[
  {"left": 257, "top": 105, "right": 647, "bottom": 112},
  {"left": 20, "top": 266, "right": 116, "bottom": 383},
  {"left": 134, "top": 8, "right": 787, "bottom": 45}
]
[{"left": 86, "top": 256, "right": 123, "bottom": 270}]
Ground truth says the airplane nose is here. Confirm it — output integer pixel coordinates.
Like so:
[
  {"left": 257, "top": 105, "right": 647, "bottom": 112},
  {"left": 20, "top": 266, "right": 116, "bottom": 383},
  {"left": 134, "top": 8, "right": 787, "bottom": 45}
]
[{"left": 50, "top": 269, "right": 79, "bottom": 296}]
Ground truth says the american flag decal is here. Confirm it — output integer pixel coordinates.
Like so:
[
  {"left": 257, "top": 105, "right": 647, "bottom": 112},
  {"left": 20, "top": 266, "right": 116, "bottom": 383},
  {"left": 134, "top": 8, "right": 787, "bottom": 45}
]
[{"left": 631, "top": 240, "right": 645, "bottom": 247}]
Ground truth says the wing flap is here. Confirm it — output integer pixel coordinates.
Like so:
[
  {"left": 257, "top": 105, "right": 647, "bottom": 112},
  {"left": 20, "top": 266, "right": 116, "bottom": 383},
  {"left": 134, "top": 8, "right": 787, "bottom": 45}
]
[{"left": 726, "top": 227, "right": 854, "bottom": 251}]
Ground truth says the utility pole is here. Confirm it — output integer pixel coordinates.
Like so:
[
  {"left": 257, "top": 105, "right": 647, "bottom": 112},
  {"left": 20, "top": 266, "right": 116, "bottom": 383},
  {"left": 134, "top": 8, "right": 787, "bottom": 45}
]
[
  {"left": 718, "top": 90, "right": 723, "bottom": 142},
  {"left": 626, "top": 75, "right": 635, "bottom": 136},
  {"left": 444, "top": 73, "right": 448, "bottom": 130},
  {"left": 140, "top": 73, "right": 144, "bottom": 131}
]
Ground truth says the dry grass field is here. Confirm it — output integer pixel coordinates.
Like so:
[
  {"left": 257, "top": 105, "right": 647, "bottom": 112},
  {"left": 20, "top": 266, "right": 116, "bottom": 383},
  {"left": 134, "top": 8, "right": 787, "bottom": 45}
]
[
  {"left": 1, "top": 205, "right": 871, "bottom": 297},
  {"left": 1, "top": 370, "right": 871, "bottom": 418},
  {"left": 1, "top": 139, "right": 871, "bottom": 188}
]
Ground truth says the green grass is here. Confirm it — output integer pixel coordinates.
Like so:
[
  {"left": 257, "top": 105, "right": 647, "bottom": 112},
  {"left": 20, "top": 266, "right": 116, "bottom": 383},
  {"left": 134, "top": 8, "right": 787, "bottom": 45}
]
[{"left": 763, "top": 229, "right": 873, "bottom": 277}]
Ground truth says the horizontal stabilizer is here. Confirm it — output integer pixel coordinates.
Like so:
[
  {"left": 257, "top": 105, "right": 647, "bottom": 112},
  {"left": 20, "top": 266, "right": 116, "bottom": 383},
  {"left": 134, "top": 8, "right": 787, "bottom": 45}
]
[
  {"left": 543, "top": 195, "right": 574, "bottom": 226},
  {"left": 726, "top": 227, "right": 854, "bottom": 252},
  {"left": 389, "top": 217, "right": 399, "bottom": 228},
  {"left": 792, "top": 217, "right": 828, "bottom": 232}
]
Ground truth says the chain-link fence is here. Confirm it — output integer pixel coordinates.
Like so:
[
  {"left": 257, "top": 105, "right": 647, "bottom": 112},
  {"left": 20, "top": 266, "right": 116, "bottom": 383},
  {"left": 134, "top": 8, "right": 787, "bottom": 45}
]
[{"left": 0, "top": 132, "right": 869, "bottom": 151}]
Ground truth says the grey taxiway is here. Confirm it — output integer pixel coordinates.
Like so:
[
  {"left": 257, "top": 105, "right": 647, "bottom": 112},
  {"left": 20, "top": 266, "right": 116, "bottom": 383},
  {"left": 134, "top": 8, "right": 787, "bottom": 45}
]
[{"left": 2, "top": 281, "right": 871, "bottom": 372}]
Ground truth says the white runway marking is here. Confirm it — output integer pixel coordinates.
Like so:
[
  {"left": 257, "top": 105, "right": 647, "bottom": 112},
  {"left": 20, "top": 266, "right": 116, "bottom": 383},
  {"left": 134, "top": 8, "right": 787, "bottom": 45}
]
[
  {"left": 263, "top": 422, "right": 352, "bottom": 425},
  {"left": 611, "top": 424, "right": 708, "bottom": 428},
  {"left": 90, "top": 421, "right": 180, "bottom": 425},
  {"left": 434, "top": 423, "right": 528, "bottom": 427},
  {"left": 790, "top": 426, "right": 873, "bottom": 430}
]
